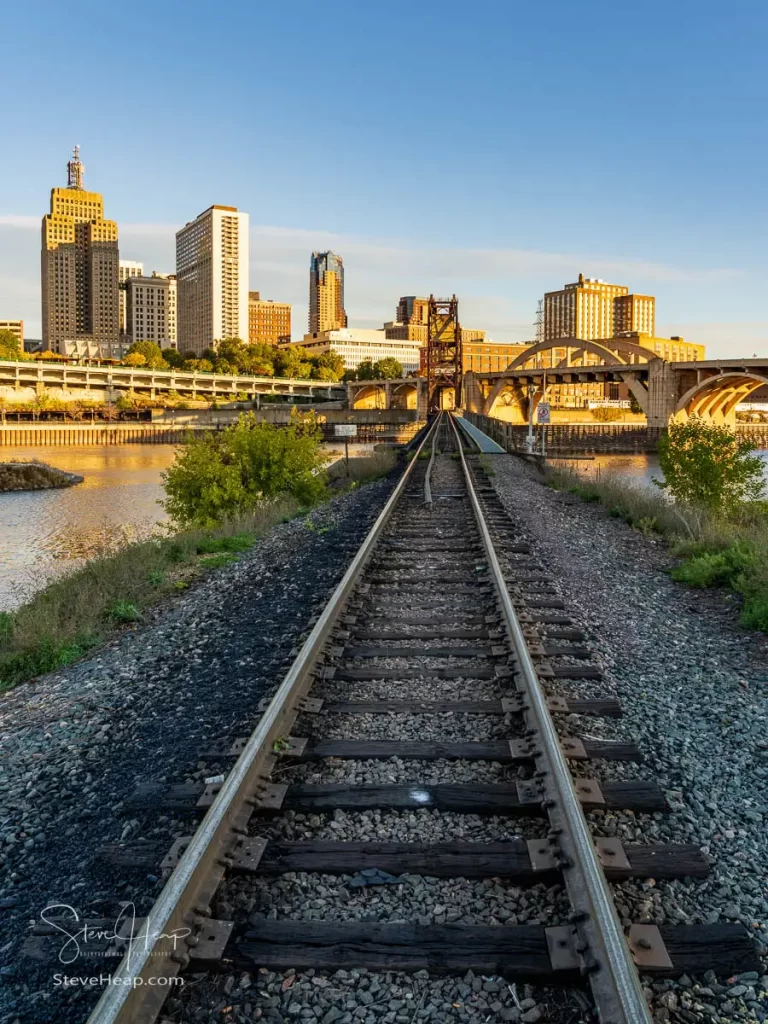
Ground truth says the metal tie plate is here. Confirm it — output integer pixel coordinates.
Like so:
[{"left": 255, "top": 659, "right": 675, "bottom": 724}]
[
  {"left": 594, "top": 837, "right": 631, "bottom": 871},
  {"left": 188, "top": 919, "right": 234, "bottom": 962},
  {"left": 573, "top": 778, "right": 606, "bottom": 807},
  {"left": 546, "top": 695, "right": 570, "bottom": 713},
  {"left": 627, "top": 924, "right": 674, "bottom": 969},
  {"left": 161, "top": 837, "right": 193, "bottom": 872},
  {"left": 560, "top": 736, "right": 588, "bottom": 760},
  {"left": 252, "top": 782, "right": 288, "bottom": 811},
  {"left": 544, "top": 925, "right": 582, "bottom": 971},
  {"left": 230, "top": 836, "right": 268, "bottom": 872},
  {"left": 526, "top": 838, "right": 558, "bottom": 872}
]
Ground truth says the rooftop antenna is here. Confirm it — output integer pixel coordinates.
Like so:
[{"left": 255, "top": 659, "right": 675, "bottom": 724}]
[{"left": 67, "top": 145, "right": 84, "bottom": 190}]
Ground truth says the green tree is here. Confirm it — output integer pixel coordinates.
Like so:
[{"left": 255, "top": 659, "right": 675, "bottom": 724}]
[
  {"left": 124, "top": 351, "right": 147, "bottom": 367},
  {"left": 215, "top": 337, "right": 248, "bottom": 370},
  {"left": 315, "top": 351, "right": 345, "bottom": 379},
  {"left": 311, "top": 364, "right": 342, "bottom": 381},
  {"left": 0, "top": 329, "right": 24, "bottom": 360},
  {"left": 162, "top": 411, "right": 327, "bottom": 528},
  {"left": 655, "top": 418, "right": 766, "bottom": 517},
  {"left": 125, "top": 341, "right": 168, "bottom": 369},
  {"left": 355, "top": 359, "right": 376, "bottom": 380},
  {"left": 162, "top": 347, "right": 185, "bottom": 368},
  {"left": 372, "top": 357, "right": 404, "bottom": 379},
  {"left": 274, "top": 346, "right": 313, "bottom": 379}
]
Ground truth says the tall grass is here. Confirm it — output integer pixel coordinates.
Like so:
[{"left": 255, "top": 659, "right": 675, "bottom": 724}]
[
  {"left": 326, "top": 450, "right": 398, "bottom": 484},
  {"left": 0, "top": 452, "right": 398, "bottom": 694},
  {"left": 545, "top": 464, "right": 768, "bottom": 632}
]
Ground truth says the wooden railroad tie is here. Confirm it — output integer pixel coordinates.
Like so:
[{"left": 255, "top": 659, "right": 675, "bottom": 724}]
[
  {"left": 123, "top": 779, "right": 669, "bottom": 815},
  {"left": 230, "top": 920, "right": 759, "bottom": 978}
]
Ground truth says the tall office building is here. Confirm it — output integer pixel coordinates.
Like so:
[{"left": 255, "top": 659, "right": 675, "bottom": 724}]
[
  {"left": 396, "top": 295, "right": 430, "bottom": 325},
  {"left": 127, "top": 272, "right": 177, "bottom": 348},
  {"left": 248, "top": 291, "right": 291, "bottom": 346},
  {"left": 544, "top": 273, "right": 655, "bottom": 342},
  {"left": 309, "top": 251, "right": 347, "bottom": 334},
  {"left": 41, "top": 147, "right": 120, "bottom": 356},
  {"left": 119, "top": 260, "right": 144, "bottom": 338},
  {"left": 176, "top": 205, "right": 249, "bottom": 355}
]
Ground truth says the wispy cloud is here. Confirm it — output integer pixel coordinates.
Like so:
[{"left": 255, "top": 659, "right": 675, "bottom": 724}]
[
  {"left": 0, "top": 216, "right": 750, "bottom": 351},
  {"left": 0, "top": 215, "right": 38, "bottom": 228}
]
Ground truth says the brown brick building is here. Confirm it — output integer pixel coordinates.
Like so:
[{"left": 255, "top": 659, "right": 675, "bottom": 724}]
[{"left": 248, "top": 291, "right": 291, "bottom": 346}]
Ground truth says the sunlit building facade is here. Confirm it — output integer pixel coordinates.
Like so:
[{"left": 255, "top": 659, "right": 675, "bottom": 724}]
[
  {"left": 176, "top": 205, "right": 249, "bottom": 355},
  {"left": 41, "top": 147, "right": 120, "bottom": 356},
  {"left": 309, "top": 251, "right": 347, "bottom": 334}
]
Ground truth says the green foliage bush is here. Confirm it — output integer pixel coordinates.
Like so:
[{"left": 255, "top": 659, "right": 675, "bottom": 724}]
[
  {"left": 162, "top": 411, "right": 327, "bottom": 528},
  {"left": 656, "top": 418, "right": 765, "bottom": 516},
  {"left": 670, "top": 543, "right": 753, "bottom": 588}
]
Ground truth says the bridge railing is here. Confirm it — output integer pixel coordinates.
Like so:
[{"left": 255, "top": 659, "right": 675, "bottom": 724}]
[{"left": 465, "top": 413, "right": 664, "bottom": 453}]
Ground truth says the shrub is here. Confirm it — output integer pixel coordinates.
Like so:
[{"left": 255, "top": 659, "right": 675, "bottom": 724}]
[
  {"left": 591, "top": 406, "right": 622, "bottom": 422},
  {"left": 656, "top": 418, "right": 766, "bottom": 517},
  {"left": 162, "top": 411, "right": 327, "bottom": 528}
]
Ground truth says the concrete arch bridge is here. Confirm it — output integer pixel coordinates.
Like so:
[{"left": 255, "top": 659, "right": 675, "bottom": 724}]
[
  {"left": 346, "top": 378, "right": 428, "bottom": 415},
  {"left": 464, "top": 352, "right": 768, "bottom": 428}
]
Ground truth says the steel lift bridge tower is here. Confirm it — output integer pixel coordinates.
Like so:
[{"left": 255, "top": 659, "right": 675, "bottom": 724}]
[{"left": 426, "top": 295, "right": 462, "bottom": 411}]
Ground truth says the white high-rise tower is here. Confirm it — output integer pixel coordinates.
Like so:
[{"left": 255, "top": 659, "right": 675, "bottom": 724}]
[{"left": 175, "top": 205, "right": 249, "bottom": 355}]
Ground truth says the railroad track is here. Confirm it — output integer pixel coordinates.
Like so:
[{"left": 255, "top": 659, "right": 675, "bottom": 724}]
[{"left": 30, "top": 412, "right": 756, "bottom": 1023}]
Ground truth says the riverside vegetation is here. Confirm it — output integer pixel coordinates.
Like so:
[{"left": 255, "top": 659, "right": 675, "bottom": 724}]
[
  {"left": 547, "top": 418, "right": 768, "bottom": 631},
  {"left": 0, "top": 411, "right": 396, "bottom": 692}
]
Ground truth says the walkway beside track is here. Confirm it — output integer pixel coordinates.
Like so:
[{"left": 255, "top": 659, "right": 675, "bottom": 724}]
[{"left": 452, "top": 412, "right": 506, "bottom": 453}]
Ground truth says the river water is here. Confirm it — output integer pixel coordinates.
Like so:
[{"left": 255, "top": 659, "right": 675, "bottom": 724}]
[
  {"left": 0, "top": 441, "right": 374, "bottom": 612},
  {"left": 0, "top": 445, "right": 177, "bottom": 611}
]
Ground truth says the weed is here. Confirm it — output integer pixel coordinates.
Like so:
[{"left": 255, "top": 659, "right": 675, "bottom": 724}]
[
  {"left": 636, "top": 516, "right": 660, "bottom": 536},
  {"left": 147, "top": 569, "right": 166, "bottom": 587},
  {"left": 108, "top": 600, "right": 142, "bottom": 622},
  {"left": 196, "top": 533, "right": 253, "bottom": 555},
  {"left": 199, "top": 553, "right": 236, "bottom": 569}
]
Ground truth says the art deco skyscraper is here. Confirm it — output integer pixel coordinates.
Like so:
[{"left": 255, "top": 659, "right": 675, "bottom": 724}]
[
  {"left": 41, "top": 147, "right": 120, "bottom": 356},
  {"left": 309, "top": 251, "right": 347, "bottom": 334}
]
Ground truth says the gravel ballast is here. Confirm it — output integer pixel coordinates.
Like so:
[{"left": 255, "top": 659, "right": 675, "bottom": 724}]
[
  {"left": 0, "top": 480, "right": 395, "bottom": 1024},
  {"left": 490, "top": 454, "right": 768, "bottom": 1021}
]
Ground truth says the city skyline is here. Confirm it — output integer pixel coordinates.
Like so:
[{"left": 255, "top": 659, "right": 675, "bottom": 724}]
[{"left": 2, "top": 1, "right": 768, "bottom": 356}]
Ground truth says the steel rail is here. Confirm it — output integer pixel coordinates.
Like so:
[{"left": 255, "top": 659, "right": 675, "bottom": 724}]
[
  {"left": 448, "top": 412, "right": 652, "bottom": 1024},
  {"left": 86, "top": 418, "right": 441, "bottom": 1024}
]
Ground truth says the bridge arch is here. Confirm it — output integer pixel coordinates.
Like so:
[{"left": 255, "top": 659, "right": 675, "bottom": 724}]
[
  {"left": 673, "top": 372, "right": 768, "bottom": 425},
  {"left": 350, "top": 384, "right": 387, "bottom": 410},
  {"left": 506, "top": 337, "right": 655, "bottom": 371},
  {"left": 390, "top": 381, "right": 419, "bottom": 410}
]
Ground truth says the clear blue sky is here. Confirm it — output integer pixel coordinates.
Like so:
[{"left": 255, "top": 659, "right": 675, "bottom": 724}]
[{"left": 2, "top": 0, "right": 767, "bottom": 355}]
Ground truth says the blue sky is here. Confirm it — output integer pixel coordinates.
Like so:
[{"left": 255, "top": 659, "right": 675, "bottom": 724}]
[{"left": 1, "top": 0, "right": 767, "bottom": 355}]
